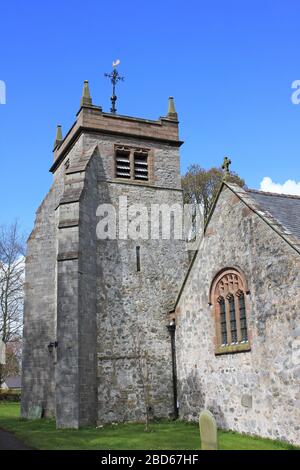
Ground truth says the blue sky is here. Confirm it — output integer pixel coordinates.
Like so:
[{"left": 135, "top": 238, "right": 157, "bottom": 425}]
[{"left": 1, "top": 0, "right": 300, "bottom": 233}]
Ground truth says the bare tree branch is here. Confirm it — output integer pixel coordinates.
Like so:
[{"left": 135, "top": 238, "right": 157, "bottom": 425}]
[
  {"left": 0, "top": 221, "right": 25, "bottom": 386},
  {"left": 182, "top": 164, "right": 246, "bottom": 221}
]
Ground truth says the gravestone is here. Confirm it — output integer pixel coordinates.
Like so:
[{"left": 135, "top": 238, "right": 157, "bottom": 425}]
[
  {"left": 199, "top": 409, "right": 218, "bottom": 450},
  {"left": 0, "top": 340, "right": 5, "bottom": 364},
  {"left": 27, "top": 405, "right": 43, "bottom": 420}
]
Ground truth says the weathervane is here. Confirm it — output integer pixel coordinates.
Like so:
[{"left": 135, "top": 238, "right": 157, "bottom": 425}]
[{"left": 104, "top": 59, "right": 124, "bottom": 114}]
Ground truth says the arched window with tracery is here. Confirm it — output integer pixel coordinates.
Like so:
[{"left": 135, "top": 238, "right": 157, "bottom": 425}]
[{"left": 209, "top": 268, "right": 251, "bottom": 354}]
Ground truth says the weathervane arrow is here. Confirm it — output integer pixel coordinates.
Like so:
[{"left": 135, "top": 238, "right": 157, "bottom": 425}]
[{"left": 104, "top": 59, "right": 124, "bottom": 114}]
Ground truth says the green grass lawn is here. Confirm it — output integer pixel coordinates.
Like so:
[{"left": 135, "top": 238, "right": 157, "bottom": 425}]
[{"left": 0, "top": 403, "right": 297, "bottom": 450}]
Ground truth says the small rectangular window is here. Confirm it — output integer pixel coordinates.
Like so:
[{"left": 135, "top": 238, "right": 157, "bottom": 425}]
[
  {"left": 136, "top": 246, "right": 141, "bottom": 272},
  {"left": 115, "top": 148, "right": 131, "bottom": 179},
  {"left": 134, "top": 151, "right": 148, "bottom": 181}
]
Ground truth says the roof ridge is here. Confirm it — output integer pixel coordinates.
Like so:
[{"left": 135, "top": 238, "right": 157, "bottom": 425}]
[{"left": 246, "top": 188, "right": 300, "bottom": 200}]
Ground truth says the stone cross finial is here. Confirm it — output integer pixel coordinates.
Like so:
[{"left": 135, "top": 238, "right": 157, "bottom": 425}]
[
  {"left": 54, "top": 125, "right": 63, "bottom": 149},
  {"left": 222, "top": 156, "right": 231, "bottom": 176},
  {"left": 80, "top": 80, "right": 92, "bottom": 107},
  {"left": 199, "top": 409, "right": 218, "bottom": 450},
  {"left": 167, "top": 96, "right": 178, "bottom": 120}
]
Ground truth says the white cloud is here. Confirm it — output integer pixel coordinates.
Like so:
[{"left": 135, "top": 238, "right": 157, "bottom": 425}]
[{"left": 260, "top": 177, "right": 300, "bottom": 196}]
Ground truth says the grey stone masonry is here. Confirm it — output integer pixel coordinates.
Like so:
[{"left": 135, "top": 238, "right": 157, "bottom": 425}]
[
  {"left": 21, "top": 175, "right": 64, "bottom": 418},
  {"left": 21, "top": 103, "right": 189, "bottom": 428},
  {"left": 175, "top": 183, "right": 300, "bottom": 446}
]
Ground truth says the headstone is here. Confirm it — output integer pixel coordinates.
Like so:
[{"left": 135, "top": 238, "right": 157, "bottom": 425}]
[
  {"left": 241, "top": 394, "right": 252, "bottom": 408},
  {"left": 27, "top": 405, "right": 43, "bottom": 420},
  {"left": 0, "top": 340, "right": 6, "bottom": 365},
  {"left": 199, "top": 409, "right": 218, "bottom": 450}
]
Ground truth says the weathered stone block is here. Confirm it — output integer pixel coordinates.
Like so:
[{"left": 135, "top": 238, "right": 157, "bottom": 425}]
[{"left": 241, "top": 394, "right": 252, "bottom": 408}]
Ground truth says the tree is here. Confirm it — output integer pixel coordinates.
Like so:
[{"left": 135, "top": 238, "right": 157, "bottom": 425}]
[
  {"left": 181, "top": 164, "right": 246, "bottom": 221},
  {"left": 1, "top": 340, "right": 22, "bottom": 385},
  {"left": 0, "top": 221, "right": 25, "bottom": 387}
]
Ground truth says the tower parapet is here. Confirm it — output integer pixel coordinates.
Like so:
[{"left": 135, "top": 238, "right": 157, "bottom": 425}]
[{"left": 51, "top": 93, "right": 182, "bottom": 173}]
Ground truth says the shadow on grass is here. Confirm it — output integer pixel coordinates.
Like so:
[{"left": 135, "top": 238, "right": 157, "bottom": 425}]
[{"left": 0, "top": 403, "right": 297, "bottom": 450}]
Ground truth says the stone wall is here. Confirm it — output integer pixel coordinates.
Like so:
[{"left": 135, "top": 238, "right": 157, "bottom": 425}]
[
  {"left": 21, "top": 170, "right": 64, "bottom": 418},
  {"left": 78, "top": 151, "right": 99, "bottom": 425},
  {"left": 22, "top": 115, "right": 189, "bottom": 426},
  {"left": 96, "top": 183, "right": 187, "bottom": 422},
  {"left": 55, "top": 146, "right": 100, "bottom": 428},
  {"left": 90, "top": 132, "right": 188, "bottom": 423},
  {"left": 175, "top": 185, "right": 300, "bottom": 445}
]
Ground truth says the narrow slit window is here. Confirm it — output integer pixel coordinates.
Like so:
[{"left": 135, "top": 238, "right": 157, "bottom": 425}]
[
  {"left": 219, "top": 297, "right": 227, "bottom": 345},
  {"left": 239, "top": 293, "right": 248, "bottom": 342},
  {"left": 134, "top": 151, "right": 148, "bottom": 181},
  {"left": 136, "top": 246, "right": 141, "bottom": 272},
  {"left": 115, "top": 149, "right": 131, "bottom": 179},
  {"left": 229, "top": 295, "right": 238, "bottom": 343}
]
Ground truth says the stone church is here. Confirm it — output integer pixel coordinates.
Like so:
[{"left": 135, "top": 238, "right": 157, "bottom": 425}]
[{"left": 21, "top": 81, "right": 300, "bottom": 445}]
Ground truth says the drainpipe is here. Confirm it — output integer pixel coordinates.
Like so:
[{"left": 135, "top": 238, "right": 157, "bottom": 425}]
[{"left": 167, "top": 319, "right": 178, "bottom": 419}]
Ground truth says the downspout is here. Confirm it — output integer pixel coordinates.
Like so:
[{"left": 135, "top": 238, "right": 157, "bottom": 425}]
[{"left": 167, "top": 319, "right": 178, "bottom": 419}]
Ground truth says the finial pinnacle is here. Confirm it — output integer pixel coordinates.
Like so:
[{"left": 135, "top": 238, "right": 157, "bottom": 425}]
[
  {"left": 167, "top": 96, "right": 178, "bottom": 120},
  {"left": 222, "top": 156, "right": 232, "bottom": 179},
  {"left": 54, "top": 125, "right": 63, "bottom": 149},
  {"left": 104, "top": 60, "right": 124, "bottom": 114},
  {"left": 80, "top": 80, "right": 92, "bottom": 107}
]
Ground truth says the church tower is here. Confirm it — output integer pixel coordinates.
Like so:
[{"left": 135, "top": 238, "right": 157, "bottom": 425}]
[{"left": 21, "top": 78, "right": 189, "bottom": 427}]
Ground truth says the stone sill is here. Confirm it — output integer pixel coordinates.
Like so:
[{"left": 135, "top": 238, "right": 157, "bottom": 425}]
[
  {"left": 104, "top": 179, "right": 182, "bottom": 192},
  {"left": 215, "top": 342, "right": 251, "bottom": 356},
  {"left": 113, "top": 177, "right": 152, "bottom": 186}
]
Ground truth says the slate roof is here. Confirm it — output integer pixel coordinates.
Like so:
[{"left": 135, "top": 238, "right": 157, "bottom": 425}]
[
  {"left": 225, "top": 183, "right": 300, "bottom": 256},
  {"left": 246, "top": 189, "right": 300, "bottom": 240},
  {"left": 4, "top": 375, "right": 21, "bottom": 389}
]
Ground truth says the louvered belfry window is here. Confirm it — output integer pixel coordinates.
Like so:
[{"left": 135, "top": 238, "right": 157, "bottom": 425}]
[
  {"left": 134, "top": 150, "right": 148, "bottom": 181},
  {"left": 115, "top": 146, "right": 149, "bottom": 181},
  {"left": 212, "top": 269, "right": 250, "bottom": 353},
  {"left": 115, "top": 147, "right": 131, "bottom": 179}
]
